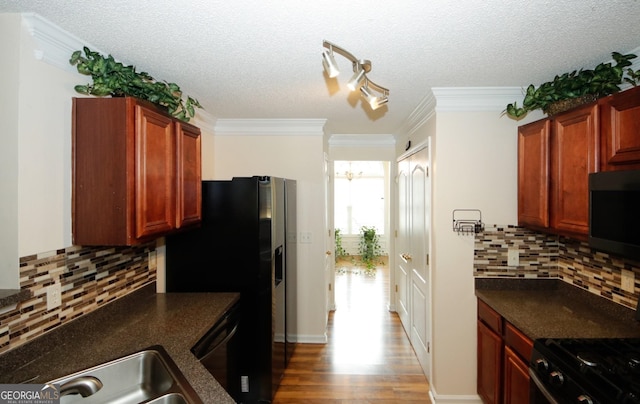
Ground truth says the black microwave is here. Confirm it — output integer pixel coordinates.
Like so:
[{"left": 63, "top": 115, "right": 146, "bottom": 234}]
[{"left": 589, "top": 169, "right": 640, "bottom": 261}]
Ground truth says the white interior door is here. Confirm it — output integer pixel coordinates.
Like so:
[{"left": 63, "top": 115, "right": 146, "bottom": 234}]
[
  {"left": 395, "top": 158, "right": 410, "bottom": 331},
  {"left": 409, "top": 147, "right": 431, "bottom": 380},
  {"left": 324, "top": 154, "right": 335, "bottom": 313}
]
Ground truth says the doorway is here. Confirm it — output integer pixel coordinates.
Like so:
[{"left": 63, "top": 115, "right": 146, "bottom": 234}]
[{"left": 332, "top": 160, "right": 390, "bottom": 312}]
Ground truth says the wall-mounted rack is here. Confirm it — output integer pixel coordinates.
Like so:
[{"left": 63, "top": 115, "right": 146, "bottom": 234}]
[{"left": 452, "top": 209, "right": 484, "bottom": 235}]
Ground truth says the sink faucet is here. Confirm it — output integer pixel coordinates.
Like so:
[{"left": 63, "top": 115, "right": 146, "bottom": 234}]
[{"left": 59, "top": 376, "right": 103, "bottom": 397}]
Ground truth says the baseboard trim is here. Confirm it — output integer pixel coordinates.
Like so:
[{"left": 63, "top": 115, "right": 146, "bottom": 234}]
[
  {"left": 430, "top": 388, "right": 483, "bottom": 404},
  {"left": 291, "top": 333, "right": 328, "bottom": 344}
]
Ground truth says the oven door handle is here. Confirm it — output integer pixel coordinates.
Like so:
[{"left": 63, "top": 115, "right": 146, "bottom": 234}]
[{"left": 529, "top": 368, "right": 560, "bottom": 404}]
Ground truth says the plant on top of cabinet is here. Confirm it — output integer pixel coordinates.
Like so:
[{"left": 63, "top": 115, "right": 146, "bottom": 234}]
[
  {"left": 505, "top": 52, "right": 640, "bottom": 119},
  {"left": 70, "top": 47, "right": 202, "bottom": 122}
]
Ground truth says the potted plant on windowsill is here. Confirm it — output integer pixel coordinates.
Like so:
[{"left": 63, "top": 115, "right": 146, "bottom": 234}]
[
  {"left": 69, "top": 47, "right": 202, "bottom": 122},
  {"left": 505, "top": 52, "right": 640, "bottom": 119}
]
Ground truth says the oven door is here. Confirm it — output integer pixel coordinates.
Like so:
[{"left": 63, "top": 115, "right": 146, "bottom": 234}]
[{"left": 529, "top": 368, "right": 558, "bottom": 404}]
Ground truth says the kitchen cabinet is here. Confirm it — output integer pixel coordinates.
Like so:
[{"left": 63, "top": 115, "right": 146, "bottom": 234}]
[
  {"left": 477, "top": 299, "right": 532, "bottom": 404},
  {"left": 600, "top": 85, "right": 640, "bottom": 171},
  {"left": 517, "top": 102, "right": 598, "bottom": 238},
  {"left": 72, "top": 97, "right": 201, "bottom": 246},
  {"left": 549, "top": 103, "right": 599, "bottom": 236},
  {"left": 517, "top": 119, "right": 550, "bottom": 229},
  {"left": 477, "top": 319, "right": 501, "bottom": 404}
]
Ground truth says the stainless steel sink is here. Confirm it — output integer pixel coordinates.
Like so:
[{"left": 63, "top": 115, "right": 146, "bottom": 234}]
[
  {"left": 48, "top": 346, "right": 201, "bottom": 404},
  {"left": 147, "top": 393, "right": 188, "bottom": 404}
]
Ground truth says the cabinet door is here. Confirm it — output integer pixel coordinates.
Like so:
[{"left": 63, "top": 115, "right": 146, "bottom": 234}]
[
  {"left": 518, "top": 120, "right": 550, "bottom": 229},
  {"left": 175, "top": 122, "right": 202, "bottom": 228},
  {"left": 135, "top": 104, "right": 176, "bottom": 239},
  {"left": 600, "top": 86, "right": 640, "bottom": 170},
  {"left": 550, "top": 104, "right": 598, "bottom": 236},
  {"left": 503, "top": 346, "right": 530, "bottom": 404},
  {"left": 478, "top": 320, "right": 502, "bottom": 404}
]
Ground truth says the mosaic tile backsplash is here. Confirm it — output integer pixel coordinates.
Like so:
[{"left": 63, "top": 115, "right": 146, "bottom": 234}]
[
  {"left": 474, "top": 225, "right": 640, "bottom": 310},
  {"left": 0, "top": 243, "right": 156, "bottom": 354}
]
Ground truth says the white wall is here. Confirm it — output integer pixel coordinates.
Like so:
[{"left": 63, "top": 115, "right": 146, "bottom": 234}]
[
  {"left": 17, "top": 19, "right": 78, "bottom": 257},
  {"left": 430, "top": 111, "right": 519, "bottom": 397},
  {"left": 207, "top": 134, "right": 329, "bottom": 342},
  {"left": 406, "top": 107, "right": 532, "bottom": 399},
  {"left": 0, "top": 14, "right": 21, "bottom": 289},
  {"left": 1, "top": 14, "right": 79, "bottom": 289}
]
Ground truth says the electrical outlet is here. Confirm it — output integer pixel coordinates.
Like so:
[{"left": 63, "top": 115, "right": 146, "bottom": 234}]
[
  {"left": 46, "top": 283, "right": 62, "bottom": 310},
  {"left": 507, "top": 249, "right": 520, "bottom": 267},
  {"left": 622, "top": 269, "right": 635, "bottom": 292},
  {"left": 299, "top": 232, "right": 312, "bottom": 244},
  {"left": 148, "top": 251, "right": 157, "bottom": 268}
]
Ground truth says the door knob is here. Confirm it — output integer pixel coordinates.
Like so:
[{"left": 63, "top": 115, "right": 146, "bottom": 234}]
[{"left": 326, "top": 251, "right": 332, "bottom": 255}]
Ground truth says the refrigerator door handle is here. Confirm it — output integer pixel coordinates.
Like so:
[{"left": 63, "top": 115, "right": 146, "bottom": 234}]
[{"left": 275, "top": 245, "right": 284, "bottom": 286}]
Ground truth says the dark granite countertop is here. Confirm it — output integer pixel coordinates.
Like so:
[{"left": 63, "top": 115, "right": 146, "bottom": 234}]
[
  {"left": 0, "top": 283, "right": 239, "bottom": 404},
  {"left": 475, "top": 278, "right": 640, "bottom": 340},
  {"left": 0, "top": 289, "right": 31, "bottom": 310}
]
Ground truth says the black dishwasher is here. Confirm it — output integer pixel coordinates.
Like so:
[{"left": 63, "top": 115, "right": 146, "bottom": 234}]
[{"left": 191, "top": 301, "right": 241, "bottom": 402}]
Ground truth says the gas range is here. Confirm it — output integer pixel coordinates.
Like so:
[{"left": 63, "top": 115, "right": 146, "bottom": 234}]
[{"left": 530, "top": 338, "right": 640, "bottom": 404}]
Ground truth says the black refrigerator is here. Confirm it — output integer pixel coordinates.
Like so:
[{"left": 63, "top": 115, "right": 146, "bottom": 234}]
[{"left": 165, "top": 176, "right": 297, "bottom": 403}]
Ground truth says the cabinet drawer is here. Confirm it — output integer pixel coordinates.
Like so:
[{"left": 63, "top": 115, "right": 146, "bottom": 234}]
[
  {"left": 504, "top": 322, "right": 533, "bottom": 361},
  {"left": 478, "top": 300, "right": 502, "bottom": 335}
]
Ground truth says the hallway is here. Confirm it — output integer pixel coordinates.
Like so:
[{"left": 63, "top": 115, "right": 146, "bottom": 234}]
[{"left": 273, "top": 259, "right": 432, "bottom": 403}]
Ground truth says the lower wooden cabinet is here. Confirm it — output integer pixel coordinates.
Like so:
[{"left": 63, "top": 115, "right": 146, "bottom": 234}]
[
  {"left": 477, "top": 320, "right": 502, "bottom": 404},
  {"left": 503, "top": 346, "right": 530, "bottom": 404},
  {"left": 477, "top": 299, "right": 532, "bottom": 404}
]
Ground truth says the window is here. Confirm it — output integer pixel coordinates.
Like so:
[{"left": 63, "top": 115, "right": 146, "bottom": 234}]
[{"left": 334, "top": 161, "right": 385, "bottom": 235}]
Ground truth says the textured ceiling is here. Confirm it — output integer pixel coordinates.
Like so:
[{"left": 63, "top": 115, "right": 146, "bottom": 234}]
[{"left": 2, "top": 0, "right": 640, "bottom": 135}]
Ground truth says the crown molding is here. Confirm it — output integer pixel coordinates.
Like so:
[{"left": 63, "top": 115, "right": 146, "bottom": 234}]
[
  {"left": 396, "top": 91, "right": 437, "bottom": 139},
  {"left": 328, "top": 134, "right": 396, "bottom": 147},
  {"left": 432, "top": 87, "right": 524, "bottom": 112},
  {"left": 191, "top": 110, "right": 216, "bottom": 134},
  {"left": 214, "top": 119, "right": 326, "bottom": 136},
  {"left": 21, "top": 12, "right": 101, "bottom": 73}
]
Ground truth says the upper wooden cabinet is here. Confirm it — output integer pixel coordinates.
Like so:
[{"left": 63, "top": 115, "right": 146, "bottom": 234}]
[
  {"left": 518, "top": 119, "right": 550, "bottom": 229},
  {"left": 550, "top": 103, "right": 599, "bottom": 236},
  {"left": 600, "top": 85, "right": 640, "bottom": 171},
  {"left": 73, "top": 97, "right": 201, "bottom": 246},
  {"left": 518, "top": 103, "right": 598, "bottom": 238}
]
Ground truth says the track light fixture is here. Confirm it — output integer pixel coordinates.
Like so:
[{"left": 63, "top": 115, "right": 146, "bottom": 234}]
[
  {"left": 360, "top": 82, "right": 389, "bottom": 110},
  {"left": 322, "top": 46, "right": 339, "bottom": 78},
  {"left": 322, "top": 40, "right": 389, "bottom": 110}
]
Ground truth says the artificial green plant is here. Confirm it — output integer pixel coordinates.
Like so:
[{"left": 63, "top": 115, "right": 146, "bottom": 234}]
[
  {"left": 505, "top": 52, "right": 640, "bottom": 119},
  {"left": 70, "top": 47, "right": 202, "bottom": 122}
]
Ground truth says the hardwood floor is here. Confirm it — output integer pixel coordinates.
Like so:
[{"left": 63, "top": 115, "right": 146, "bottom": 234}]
[{"left": 273, "top": 259, "right": 432, "bottom": 403}]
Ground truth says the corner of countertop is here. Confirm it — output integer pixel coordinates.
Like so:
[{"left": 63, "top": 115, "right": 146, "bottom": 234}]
[
  {"left": 474, "top": 276, "right": 640, "bottom": 339},
  {"left": 0, "top": 289, "right": 32, "bottom": 311}
]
